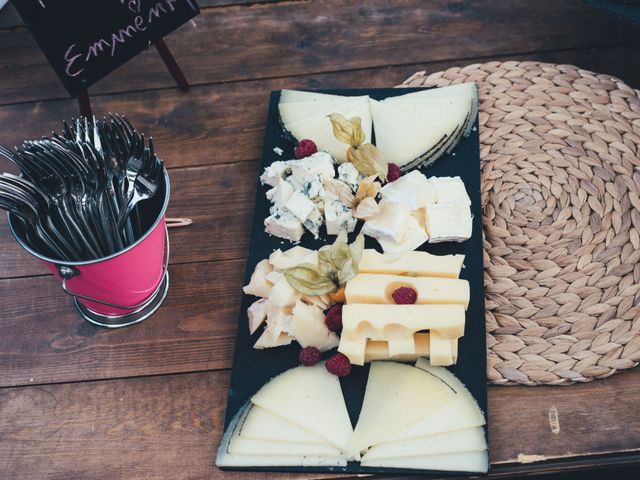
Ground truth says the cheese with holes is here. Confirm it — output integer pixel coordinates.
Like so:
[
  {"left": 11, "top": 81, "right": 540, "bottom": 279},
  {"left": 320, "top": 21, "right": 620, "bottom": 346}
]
[
  {"left": 345, "top": 273, "right": 470, "bottom": 309},
  {"left": 358, "top": 249, "right": 464, "bottom": 278},
  {"left": 364, "top": 333, "right": 429, "bottom": 362},
  {"left": 362, "top": 427, "right": 487, "bottom": 461},
  {"left": 347, "top": 362, "right": 455, "bottom": 458},
  {"left": 384, "top": 360, "right": 486, "bottom": 442},
  {"left": 429, "top": 330, "right": 455, "bottom": 366},
  {"left": 250, "top": 363, "right": 353, "bottom": 452},
  {"left": 360, "top": 450, "right": 489, "bottom": 473}
]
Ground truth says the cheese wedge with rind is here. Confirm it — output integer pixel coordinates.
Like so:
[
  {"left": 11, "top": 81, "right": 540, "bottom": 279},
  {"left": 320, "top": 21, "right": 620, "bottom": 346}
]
[
  {"left": 279, "top": 89, "right": 347, "bottom": 103},
  {"left": 383, "top": 361, "right": 486, "bottom": 443},
  {"left": 345, "top": 273, "right": 470, "bottom": 309},
  {"left": 281, "top": 97, "right": 370, "bottom": 134},
  {"left": 347, "top": 361, "right": 455, "bottom": 458},
  {"left": 250, "top": 363, "right": 353, "bottom": 451},
  {"left": 239, "top": 405, "right": 329, "bottom": 444},
  {"left": 229, "top": 433, "right": 343, "bottom": 457},
  {"left": 361, "top": 426, "right": 487, "bottom": 461},
  {"left": 358, "top": 249, "right": 464, "bottom": 278},
  {"left": 360, "top": 450, "right": 489, "bottom": 473}
]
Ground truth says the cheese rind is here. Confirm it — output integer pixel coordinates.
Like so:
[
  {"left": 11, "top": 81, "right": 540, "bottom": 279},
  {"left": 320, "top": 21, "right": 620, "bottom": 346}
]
[
  {"left": 345, "top": 273, "right": 470, "bottom": 309},
  {"left": 250, "top": 364, "right": 353, "bottom": 452},
  {"left": 358, "top": 249, "right": 464, "bottom": 278},
  {"left": 361, "top": 427, "right": 487, "bottom": 461},
  {"left": 360, "top": 450, "right": 489, "bottom": 473},
  {"left": 347, "top": 362, "right": 455, "bottom": 458}
]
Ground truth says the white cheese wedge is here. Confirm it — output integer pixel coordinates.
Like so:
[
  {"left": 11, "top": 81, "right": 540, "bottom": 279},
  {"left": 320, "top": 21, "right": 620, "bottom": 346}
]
[
  {"left": 247, "top": 299, "right": 268, "bottom": 334},
  {"left": 360, "top": 450, "right": 488, "bottom": 473},
  {"left": 370, "top": 99, "right": 449, "bottom": 170},
  {"left": 289, "top": 300, "right": 339, "bottom": 351},
  {"left": 253, "top": 326, "right": 293, "bottom": 349},
  {"left": 425, "top": 201, "right": 473, "bottom": 243},
  {"left": 362, "top": 200, "right": 412, "bottom": 244},
  {"left": 239, "top": 405, "right": 330, "bottom": 445},
  {"left": 279, "top": 97, "right": 357, "bottom": 124},
  {"left": 384, "top": 361, "right": 486, "bottom": 443},
  {"left": 427, "top": 176, "right": 471, "bottom": 205},
  {"left": 228, "top": 433, "right": 343, "bottom": 457},
  {"left": 264, "top": 210, "right": 304, "bottom": 242},
  {"left": 269, "top": 246, "right": 314, "bottom": 271},
  {"left": 279, "top": 89, "right": 350, "bottom": 103},
  {"left": 345, "top": 273, "right": 470, "bottom": 309},
  {"left": 379, "top": 170, "right": 436, "bottom": 210},
  {"left": 250, "top": 363, "right": 354, "bottom": 452},
  {"left": 243, "top": 259, "right": 274, "bottom": 298},
  {"left": 377, "top": 214, "right": 429, "bottom": 254},
  {"left": 268, "top": 277, "right": 300, "bottom": 307},
  {"left": 347, "top": 362, "right": 455, "bottom": 458},
  {"left": 362, "top": 426, "right": 487, "bottom": 461},
  {"left": 358, "top": 249, "right": 464, "bottom": 278}
]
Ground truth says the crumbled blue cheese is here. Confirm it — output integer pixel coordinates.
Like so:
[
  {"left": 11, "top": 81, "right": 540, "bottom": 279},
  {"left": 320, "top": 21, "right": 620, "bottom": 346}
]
[
  {"left": 303, "top": 208, "right": 323, "bottom": 239},
  {"left": 337, "top": 162, "right": 361, "bottom": 191},
  {"left": 273, "top": 147, "right": 284, "bottom": 156},
  {"left": 264, "top": 209, "right": 304, "bottom": 242},
  {"left": 324, "top": 193, "right": 356, "bottom": 235},
  {"left": 260, "top": 161, "right": 293, "bottom": 187}
]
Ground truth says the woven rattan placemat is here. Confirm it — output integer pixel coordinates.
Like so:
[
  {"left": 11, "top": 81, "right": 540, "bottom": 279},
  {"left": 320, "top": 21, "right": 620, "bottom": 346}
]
[{"left": 401, "top": 61, "right": 640, "bottom": 385}]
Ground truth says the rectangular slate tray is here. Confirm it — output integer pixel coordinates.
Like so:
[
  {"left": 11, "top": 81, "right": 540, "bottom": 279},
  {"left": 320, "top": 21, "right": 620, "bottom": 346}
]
[{"left": 220, "top": 87, "right": 488, "bottom": 476}]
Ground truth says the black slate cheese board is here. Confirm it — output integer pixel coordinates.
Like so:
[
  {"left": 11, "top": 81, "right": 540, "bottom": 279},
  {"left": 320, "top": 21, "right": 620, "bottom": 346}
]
[{"left": 220, "top": 87, "right": 487, "bottom": 476}]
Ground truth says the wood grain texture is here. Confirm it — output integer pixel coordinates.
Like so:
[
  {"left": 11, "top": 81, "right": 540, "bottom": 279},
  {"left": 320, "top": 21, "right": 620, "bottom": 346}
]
[
  {"left": 0, "top": 161, "right": 259, "bottom": 279},
  {"left": 0, "top": 0, "right": 639, "bottom": 104},
  {"left": 1, "top": 369, "right": 639, "bottom": 479},
  {"left": 0, "top": 260, "right": 244, "bottom": 387}
]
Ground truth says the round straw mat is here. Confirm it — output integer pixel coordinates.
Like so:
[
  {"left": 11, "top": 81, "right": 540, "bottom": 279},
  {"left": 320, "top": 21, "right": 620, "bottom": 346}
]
[{"left": 401, "top": 61, "right": 640, "bottom": 385}]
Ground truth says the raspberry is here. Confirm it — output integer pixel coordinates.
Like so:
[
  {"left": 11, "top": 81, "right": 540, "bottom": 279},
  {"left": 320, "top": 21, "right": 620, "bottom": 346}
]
[
  {"left": 325, "top": 304, "right": 343, "bottom": 333},
  {"left": 299, "top": 346, "right": 322, "bottom": 366},
  {"left": 387, "top": 163, "right": 401, "bottom": 182},
  {"left": 392, "top": 286, "right": 417, "bottom": 304},
  {"left": 294, "top": 139, "right": 318, "bottom": 159},
  {"left": 326, "top": 353, "right": 352, "bottom": 377}
]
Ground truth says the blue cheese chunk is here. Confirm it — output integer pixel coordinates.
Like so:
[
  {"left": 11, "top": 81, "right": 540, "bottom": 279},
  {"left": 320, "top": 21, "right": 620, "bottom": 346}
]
[
  {"left": 285, "top": 191, "right": 316, "bottom": 223},
  {"left": 337, "top": 163, "right": 361, "bottom": 191},
  {"left": 266, "top": 178, "right": 295, "bottom": 209},
  {"left": 324, "top": 193, "right": 356, "bottom": 235},
  {"left": 289, "top": 166, "right": 325, "bottom": 200},
  {"left": 303, "top": 207, "right": 323, "bottom": 239},
  {"left": 426, "top": 201, "right": 472, "bottom": 242},
  {"left": 264, "top": 209, "right": 305, "bottom": 242},
  {"left": 260, "top": 161, "right": 293, "bottom": 187}
]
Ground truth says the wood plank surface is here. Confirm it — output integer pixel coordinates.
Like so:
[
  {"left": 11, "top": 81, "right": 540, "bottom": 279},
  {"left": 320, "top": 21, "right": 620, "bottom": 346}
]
[
  {"left": 2, "top": 43, "right": 640, "bottom": 279},
  {"left": 1, "top": 0, "right": 639, "bottom": 105},
  {"left": 1, "top": 368, "right": 639, "bottom": 479}
]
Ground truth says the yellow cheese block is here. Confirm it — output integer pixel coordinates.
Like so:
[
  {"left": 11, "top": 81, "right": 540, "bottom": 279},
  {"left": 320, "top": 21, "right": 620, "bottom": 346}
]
[
  {"left": 358, "top": 249, "right": 464, "bottom": 278},
  {"left": 363, "top": 334, "right": 458, "bottom": 363},
  {"left": 429, "top": 331, "right": 455, "bottom": 366},
  {"left": 345, "top": 274, "right": 469, "bottom": 309}
]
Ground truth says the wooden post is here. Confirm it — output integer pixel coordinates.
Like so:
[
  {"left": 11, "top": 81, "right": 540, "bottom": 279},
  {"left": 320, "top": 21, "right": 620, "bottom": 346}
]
[
  {"left": 77, "top": 89, "right": 92, "bottom": 118},
  {"left": 154, "top": 38, "right": 190, "bottom": 92}
]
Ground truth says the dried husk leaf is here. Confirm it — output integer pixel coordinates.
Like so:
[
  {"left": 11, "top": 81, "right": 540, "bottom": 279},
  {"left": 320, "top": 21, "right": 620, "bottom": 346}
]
[
  {"left": 328, "top": 113, "right": 365, "bottom": 147},
  {"left": 324, "top": 178, "right": 356, "bottom": 207},
  {"left": 355, "top": 176, "right": 381, "bottom": 203},
  {"left": 283, "top": 263, "right": 336, "bottom": 296},
  {"left": 355, "top": 197, "right": 380, "bottom": 219},
  {"left": 349, "top": 143, "right": 388, "bottom": 181}
]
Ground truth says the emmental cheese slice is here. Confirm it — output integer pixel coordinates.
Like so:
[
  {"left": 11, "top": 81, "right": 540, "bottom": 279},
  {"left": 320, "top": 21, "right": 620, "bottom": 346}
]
[
  {"left": 345, "top": 273, "right": 470, "bottom": 309},
  {"left": 250, "top": 363, "right": 353, "bottom": 452},
  {"left": 358, "top": 249, "right": 464, "bottom": 278},
  {"left": 363, "top": 333, "right": 458, "bottom": 364},
  {"left": 347, "top": 362, "right": 455, "bottom": 458}
]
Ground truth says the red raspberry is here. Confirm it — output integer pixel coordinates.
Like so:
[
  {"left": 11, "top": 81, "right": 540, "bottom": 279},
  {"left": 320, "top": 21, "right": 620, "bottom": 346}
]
[
  {"left": 299, "top": 346, "right": 322, "bottom": 366},
  {"left": 294, "top": 139, "right": 318, "bottom": 159},
  {"left": 326, "top": 353, "right": 352, "bottom": 377},
  {"left": 325, "top": 304, "right": 343, "bottom": 333},
  {"left": 387, "top": 163, "right": 401, "bottom": 182},
  {"left": 392, "top": 286, "right": 417, "bottom": 304}
]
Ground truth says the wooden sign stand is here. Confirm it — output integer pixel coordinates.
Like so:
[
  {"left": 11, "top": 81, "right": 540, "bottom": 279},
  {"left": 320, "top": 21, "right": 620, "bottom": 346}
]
[{"left": 76, "top": 38, "right": 189, "bottom": 118}]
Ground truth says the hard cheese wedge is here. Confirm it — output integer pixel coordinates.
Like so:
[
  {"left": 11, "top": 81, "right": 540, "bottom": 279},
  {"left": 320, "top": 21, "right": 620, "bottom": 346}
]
[
  {"left": 216, "top": 403, "right": 348, "bottom": 467},
  {"left": 361, "top": 426, "right": 487, "bottom": 461},
  {"left": 239, "top": 405, "right": 329, "bottom": 445},
  {"left": 384, "top": 360, "right": 486, "bottom": 443},
  {"left": 347, "top": 361, "right": 455, "bottom": 458},
  {"left": 345, "top": 273, "right": 470, "bottom": 309},
  {"left": 250, "top": 363, "right": 353, "bottom": 452},
  {"left": 360, "top": 450, "right": 489, "bottom": 473}
]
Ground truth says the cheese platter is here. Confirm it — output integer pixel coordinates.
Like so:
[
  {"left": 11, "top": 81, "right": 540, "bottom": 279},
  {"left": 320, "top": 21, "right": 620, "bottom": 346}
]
[{"left": 217, "top": 86, "right": 488, "bottom": 475}]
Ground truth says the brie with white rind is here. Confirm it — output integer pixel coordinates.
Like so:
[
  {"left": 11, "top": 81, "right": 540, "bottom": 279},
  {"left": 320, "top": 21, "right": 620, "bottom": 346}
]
[
  {"left": 427, "top": 176, "right": 471, "bottom": 205},
  {"left": 377, "top": 214, "right": 428, "bottom": 254},
  {"left": 362, "top": 200, "right": 411, "bottom": 244},
  {"left": 425, "top": 201, "right": 472, "bottom": 243},
  {"left": 379, "top": 170, "right": 436, "bottom": 210},
  {"left": 250, "top": 363, "right": 354, "bottom": 452}
]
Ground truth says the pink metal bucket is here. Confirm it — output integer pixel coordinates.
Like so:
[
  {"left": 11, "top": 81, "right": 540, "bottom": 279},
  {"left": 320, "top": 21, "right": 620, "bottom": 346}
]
[{"left": 8, "top": 170, "right": 171, "bottom": 328}]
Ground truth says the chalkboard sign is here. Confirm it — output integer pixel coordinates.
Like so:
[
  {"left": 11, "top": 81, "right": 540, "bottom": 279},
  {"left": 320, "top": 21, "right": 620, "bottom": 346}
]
[{"left": 12, "top": 0, "right": 200, "bottom": 96}]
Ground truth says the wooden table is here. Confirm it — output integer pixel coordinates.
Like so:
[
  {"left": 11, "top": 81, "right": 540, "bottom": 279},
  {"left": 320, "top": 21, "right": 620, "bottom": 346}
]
[{"left": 1, "top": 1, "right": 640, "bottom": 478}]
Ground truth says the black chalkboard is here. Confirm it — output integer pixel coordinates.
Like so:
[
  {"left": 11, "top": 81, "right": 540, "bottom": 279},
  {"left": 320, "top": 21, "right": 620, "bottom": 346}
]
[
  {"left": 220, "top": 88, "right": 488, "bottom": 476},
  {"left": 12, "top": 0, "right": 199, "bottom": 96}
]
